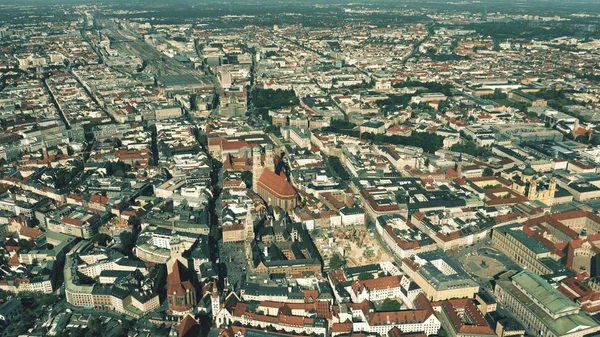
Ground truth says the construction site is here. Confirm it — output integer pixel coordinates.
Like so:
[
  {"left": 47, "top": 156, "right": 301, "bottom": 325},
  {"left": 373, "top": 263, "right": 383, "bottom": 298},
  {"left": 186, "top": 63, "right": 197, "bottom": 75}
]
[{"left": 313, "top": 227, "right": 392, "bottom": 269}]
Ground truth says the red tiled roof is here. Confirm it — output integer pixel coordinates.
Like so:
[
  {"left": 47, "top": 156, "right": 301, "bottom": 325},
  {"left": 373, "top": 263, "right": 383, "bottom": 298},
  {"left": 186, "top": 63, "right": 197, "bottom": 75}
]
[
  {"left": 167, "top": 261, "right": 196, "bottom": 296},
  {"left": 352, "top": 275, "right": 403, "bottom": 296},
  {"left": 303, "top": 289, "right": 319, "bottom": 302},
  {"left": 222, "top": 140, "right": 251, "bottom": 151},
  {"left": 178, "top": 314, "right": 200, "bottom": 337},
  {"left": 89, "top": 194, "right": 109, "bottom": 204},
  {"left": 258, "top": 168, "right": 298, "bottom": 200},
  {"left": 19, "top": 226, "right": 44, "bottom": 238},
  {"left": 223, "top": 179, "right": 244, "bottom": 187},
  {"left": 494, "top": 212, "right": 527, "bottom": 225},
  {"left": 442, "top": 299, "right": 494, "bottom": 335},
  {"left": 347, "top": 300, "right": 373, "bottom": 317},
  {"left": 62, "top": 217, "right": 85, "bottom": 227},
  {"left": 223, "top": 223, "right": 244, "bottom": 232},
  {"left": 367, "top": 309, "right": 430, "bottom": 326},
  {"left": 570, "top": 160, "right": 595, "bottom": 170},
  {"left": 573, "top": 128, "right": 591, "bottom": 137},
  {"left": 8, "top": 253, "right": 19, "bottom": 267},
  {"left": 468, "top": 175, "right": 511, "bottom": 186},
  {"left": 332, "top": 322, "right": 353, "bottom": 333}
]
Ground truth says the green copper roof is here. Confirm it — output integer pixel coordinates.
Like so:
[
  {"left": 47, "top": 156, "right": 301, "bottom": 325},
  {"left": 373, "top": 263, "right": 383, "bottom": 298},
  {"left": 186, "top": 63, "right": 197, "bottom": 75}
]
[
  {"left": 512, "top": 271, "right": 577, "bottom": 316},
  {"left": 523, "top": 165, "right": 536, "bottom": 176},
  {"left": 498, "top": 271, "right": 600, "bottom": 336}
]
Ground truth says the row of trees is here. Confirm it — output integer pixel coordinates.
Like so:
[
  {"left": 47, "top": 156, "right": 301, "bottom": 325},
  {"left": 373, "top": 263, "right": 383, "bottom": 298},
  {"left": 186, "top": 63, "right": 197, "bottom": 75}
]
[
  {"left": 423, "top": 49, "right": 470, "bottom": 62},
  {"left": 464, "top": 22, "right": 578, "bottom": 40},
  {"left": 106, "top": 161, "right": 132, "bottom": 178},
  {"left": 322, "top": 123, "right": 445, "bottom": 154},
  {"left": 450, "top": 141, "right": 491, "bottom": 157},
  {"left": 481, "top": 89, "right": 531, "bottom": 113},
  {"left": 363, "top": 132, "right": 444, "bottom": 154},
  {"left": 330, "top": 119, "right": 357, "bottom": 130},
  {"left": 329, "top": 253, "right": 345, "bottom": 269},
  {"left": 91, "top": 219, "right": 139, "bottom": 256},
  {"left": 534, "top": 89, "right": 577, "bottom": 112},
  {"left": 54, "top": 317, "right": 130, "bottom": 337},
  {"left": 251, "top": 89, "right": 299, "bottom": 110},
  {"left": 392, "top": 81, "right": 454, "bottom": 97},
  {"left": 578, "top": 73, "right": 600, "bottom": 82},
  {"left": 481, "top": 89, "right": 508, "bottom": 100},
  {"left": 327, "top": 156, "right": 350, "bottom": 181},
  {"left": 0, "top": 292, "right": 63, "bottom": 336},
  {"left": 54, "top": 161, "right": 84, "bottom": 190},
  {"left": 376, "top": 94, "right": 414, "bottom": 110}
]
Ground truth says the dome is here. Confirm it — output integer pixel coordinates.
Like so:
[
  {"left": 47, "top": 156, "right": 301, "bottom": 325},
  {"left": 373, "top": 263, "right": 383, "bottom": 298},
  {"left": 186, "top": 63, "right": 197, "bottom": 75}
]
[{"left": 523, "top": 165, "right": 536, "bottom": 176}]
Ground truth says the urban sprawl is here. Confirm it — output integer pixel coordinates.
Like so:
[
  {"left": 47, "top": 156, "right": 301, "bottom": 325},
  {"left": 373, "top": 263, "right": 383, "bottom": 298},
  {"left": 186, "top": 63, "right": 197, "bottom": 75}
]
[{"left": 0, "top": 1, "right": 600, "bottom": 337}]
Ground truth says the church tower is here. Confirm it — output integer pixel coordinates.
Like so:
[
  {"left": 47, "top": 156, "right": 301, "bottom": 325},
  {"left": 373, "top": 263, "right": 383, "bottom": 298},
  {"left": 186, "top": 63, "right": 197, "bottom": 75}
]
[
  {"left": 549, "top": 177, "right": 557, "bottom": 196},
  {"left": 544, "top": 177, "right": 557, "bottom": 205},
  {"left": 41, "top": 140, "right": 48, "bottom": 161},
  {"left": 211, "top": 280, "right": 220, "bottom": 320},
  {"left": 528, "top": 180, "right": 538, "bottom": 199},
  {"left": 168, "top": 226, "right": 187, "bottom": 274},
  {"left": 244, "top": 205, "right": 255, "bottom": 260},
  {"left": 252, "top": 146, "right": 263, "bottom": 190},
  {"left": 264, "top": 144, "right": 274, "bottom": 172}
]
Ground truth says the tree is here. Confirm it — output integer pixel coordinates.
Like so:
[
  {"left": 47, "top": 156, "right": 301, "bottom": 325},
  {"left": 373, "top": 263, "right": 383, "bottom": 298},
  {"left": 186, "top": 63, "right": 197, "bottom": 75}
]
[
  {"left": 322, "top": 123, "right": 445, "bottom": 154},
  {"left": 358, "top": 272, "right": 374, "bottom": 280},
  {"left": 110, "top": 321, "right": 132, "bottom": 337},
  {"left": 437, "top": 99, "right": 451, "bottom": 112},
  {"left": 392, "top": 81, "right": 454, "bottom": 97},
  {"left": 483, "top": 167, "right": 494, "bottom": 176},
  {"left": 329, "top": 253, "right": 345, "bottom": 270},
  {"left": 327, "top": 156, "right": 350, "bottom": 181},
  {"left": 119, "top": 231, "right": 136, "bottom": 256},
  {"left": 19, "top": 239, "right": 30, "bottom": 248},
  {"left": 575, "top": 134, "right": 590, "bottom": 144},
  {"left": 71, "top": 328, "right": 87, "bottom": 337},
  {"left": 189, "top": 93, "right": 197, "bottom": 111},
  {"left": 37, "top": 294, "right": 59, "bottom": 306},
  {"left": 533, "top": 89, "right": 577, "bottom": 113},
  {"left": 0, "top": 288, "right": 12, "bottom": 301},
  {"left": 54, "top": 160, "right": 83, "bottom": 189},
  {"left": 107, "top": 161, "right": 132, "bottom": 177},
  {"left": 265, "top": 51, "right": 278, "bottom": 58},
  {"left": 482, "top": 89, "right": 507, "bottom": 100},
  {"left": 450, "top": 39, "right": 459, "bottom": 51},
  {"left": 251, "top": 89, "right": 299, "bottom": 110},
  {"left": 85, "top": 317, "right": 105, "bottom": 337},
  {"left": 451, "top": 141, "right": 491, "bottom": 157},
  {"left": 128, "top": 217, "right": 142, "bottom": 230},
  {"left": 92, "top": 233, "right": 111, "bottom": 247},
  {"left": 493, "top": 38, "right": 501, "bottom": 51},
  {"left": 264, "top": 125, "right": 281, "bottom": 136},
  {"left": 376, "top": 94, "right": 414, "bottom": 109},
  {"left": 380, "top": 298, "right": 402, "bottom": 311}
]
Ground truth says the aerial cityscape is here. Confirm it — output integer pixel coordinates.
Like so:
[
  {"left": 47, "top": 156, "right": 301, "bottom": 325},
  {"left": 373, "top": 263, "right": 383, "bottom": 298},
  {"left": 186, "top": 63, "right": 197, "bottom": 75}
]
[{"left": 0, "top": 0, "right": 600, "bottom": 336}]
